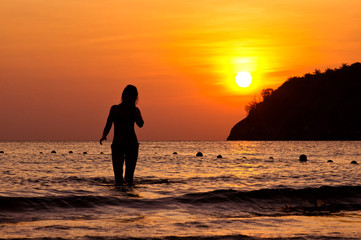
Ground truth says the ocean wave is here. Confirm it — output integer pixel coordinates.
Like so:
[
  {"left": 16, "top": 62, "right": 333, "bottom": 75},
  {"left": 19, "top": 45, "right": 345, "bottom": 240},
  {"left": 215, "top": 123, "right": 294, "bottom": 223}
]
[
  {"left": 176, "top": 186, "right": 361, "bottom": 216},
  {"left": 1, "top": 186, "right": 361, "bottom": 216},
  {"left": 0, "top": 195, "right": 125, "bottom": 212},
  {"left": 22, "top": 176, "right": 173, "bottom": 185},
  {"left": 178, "top": 185, "right": 361, "bottom": 203},
  {"left": 0, "top": 235, "right": 359, "bottom": 240},
  {"left": 0, "top": 194, "right": 172, "bottom": 214}
]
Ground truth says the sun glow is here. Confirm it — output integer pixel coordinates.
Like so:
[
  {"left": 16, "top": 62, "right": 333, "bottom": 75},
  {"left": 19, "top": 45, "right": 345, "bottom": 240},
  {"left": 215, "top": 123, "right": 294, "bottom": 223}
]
[
  {"left": 215, "top": 55, "right": 264, "bottom": 95},
  {"left": 236, "top": 71, "right": 252, "bottom": 88}
]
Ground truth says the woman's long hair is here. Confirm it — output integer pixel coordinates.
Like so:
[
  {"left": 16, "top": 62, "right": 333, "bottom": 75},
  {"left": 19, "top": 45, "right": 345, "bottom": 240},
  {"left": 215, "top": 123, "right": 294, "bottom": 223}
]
[{"left": 121, "top": 85, "right": 138, "bottom": 107}]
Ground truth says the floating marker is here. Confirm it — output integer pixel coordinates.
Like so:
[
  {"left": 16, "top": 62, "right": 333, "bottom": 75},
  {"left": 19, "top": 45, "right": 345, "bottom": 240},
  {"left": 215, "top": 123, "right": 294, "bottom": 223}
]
[
  {"left": 51, "top": 150, "right": 56, "bottom": 153},
  {"left": 217, "top": 155, "right": 222, "bottom": 159},
  {"left": 69, "top": 151, "right": 73, "bottom": 154},
  {"left": 196, "top": 152, "right": 203, "bottom": 157},
  {"left": 173, "top": 152, "right": 178, "bottom": 155},
  {"left": 327, "top": 160, "right": 333, "bottom": 163},
  {"left": 299, "top": 154, "right": 307, "bottom": 162}
]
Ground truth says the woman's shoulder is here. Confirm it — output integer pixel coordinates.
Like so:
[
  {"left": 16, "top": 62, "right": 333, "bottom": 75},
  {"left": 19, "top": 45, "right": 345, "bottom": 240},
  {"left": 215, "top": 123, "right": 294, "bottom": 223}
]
[
  {"left": 110, "top": 104, "right": 121, "bottom": 110},
  {"left": 108, "top": 104, "right": 121, "bottom": 114}
]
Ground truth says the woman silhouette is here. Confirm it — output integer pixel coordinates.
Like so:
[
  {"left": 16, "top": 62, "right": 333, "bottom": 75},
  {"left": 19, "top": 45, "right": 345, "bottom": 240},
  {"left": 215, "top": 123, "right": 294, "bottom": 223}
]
[{"left": 100, "top": 85, "right": 144, "bottom": 186}]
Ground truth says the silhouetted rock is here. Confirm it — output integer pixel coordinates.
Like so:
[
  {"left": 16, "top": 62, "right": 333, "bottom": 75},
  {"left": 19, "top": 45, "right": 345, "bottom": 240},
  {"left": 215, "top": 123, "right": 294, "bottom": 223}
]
[
  {"left": 196, "top": 152, "right": 203, "bottom": 157},
  {"left": 351, "top": 161, "right": 358, "bottom": 164},
  {"left": 327, "top": 160, "right": 333, "bottom": 163},
  {"left": 0, "top": 151, "right": 4, "bottom": 154},
  {"left": 299, "top": 154, "right": 307, "bottom": 162},
  {"left": 217, "top": 155, "right": 223, "bottom": 159},
  {"left": 228, "top": 63, "right": 361, "bottom": 140},
  {"left": 69, "top": 151, "right": 73, "bottom": 154},
  {"left": 173, "top": 152, "right": 178, "bottom": 155},
  {"left": 269, "top": 157, "right": 274, "bottom": 160},
  {"left": 51, "top": 150, "right": 56, "bottom": 153},
  {"left": 39, "top": 152, "right": 43, "bottom": 154},
  {"left": 83, "top": 152, "right": 87, "bottom": 155},
  {"left": 100, "top": 152, "right": 104, "bottom": 154}
]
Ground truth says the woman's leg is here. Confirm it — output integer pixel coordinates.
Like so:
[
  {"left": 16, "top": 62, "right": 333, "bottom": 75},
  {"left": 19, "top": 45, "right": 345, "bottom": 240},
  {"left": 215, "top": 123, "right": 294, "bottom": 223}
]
[
  {"left": 124, "top": 146, "right": 139, "bottom": 185},
  {"left": 111, "top": 147, "right": 125, "bottom": 186}
]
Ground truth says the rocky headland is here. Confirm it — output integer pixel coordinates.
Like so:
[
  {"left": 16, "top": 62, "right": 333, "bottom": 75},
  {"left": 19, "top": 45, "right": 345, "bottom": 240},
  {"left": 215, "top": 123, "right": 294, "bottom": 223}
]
[{"left": 227, "top": 62, "right": 361, "bottom": 140}]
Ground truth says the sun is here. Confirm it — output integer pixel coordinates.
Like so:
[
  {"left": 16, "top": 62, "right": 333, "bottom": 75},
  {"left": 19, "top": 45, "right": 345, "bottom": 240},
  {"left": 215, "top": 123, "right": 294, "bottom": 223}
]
[{"left": 235, "top": 71, "right": 252, "bottom": 88}]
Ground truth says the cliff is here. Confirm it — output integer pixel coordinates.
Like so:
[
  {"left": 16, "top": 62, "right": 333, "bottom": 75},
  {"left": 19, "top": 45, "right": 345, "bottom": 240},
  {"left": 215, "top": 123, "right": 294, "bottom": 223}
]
[{"left": 227, "top": 62, "right": 361, "bottom": 140}]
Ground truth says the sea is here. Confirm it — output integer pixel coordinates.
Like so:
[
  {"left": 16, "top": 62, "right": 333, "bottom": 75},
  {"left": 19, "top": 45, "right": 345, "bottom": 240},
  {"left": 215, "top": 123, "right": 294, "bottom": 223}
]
[{"left": 1, "top": 141, "right": 361, "bottom": 240}]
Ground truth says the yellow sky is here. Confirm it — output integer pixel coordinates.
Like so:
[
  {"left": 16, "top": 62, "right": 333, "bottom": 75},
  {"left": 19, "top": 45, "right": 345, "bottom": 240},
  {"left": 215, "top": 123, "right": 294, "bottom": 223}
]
[{"left": 1, "top": 0, "right": 360, "bottom": 140}]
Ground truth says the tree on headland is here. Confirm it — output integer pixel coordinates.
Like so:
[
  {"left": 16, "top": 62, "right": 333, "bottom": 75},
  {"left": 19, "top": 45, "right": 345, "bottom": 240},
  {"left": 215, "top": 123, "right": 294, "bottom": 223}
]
[
  {"left": 244, "top": 88, "right": 274, "bottom": 114},
  {"left": 245, "top": 98, "right": 258, "bottom": 114},
  {"left": 261, "top": 88, "right": 274, "bottom": 101}
]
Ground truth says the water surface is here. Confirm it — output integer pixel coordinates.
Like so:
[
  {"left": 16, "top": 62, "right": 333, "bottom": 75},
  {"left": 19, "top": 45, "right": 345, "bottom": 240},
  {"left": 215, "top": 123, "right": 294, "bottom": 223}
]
[{"left": 1, "top": 141, "right": 360, "bottom": 239}]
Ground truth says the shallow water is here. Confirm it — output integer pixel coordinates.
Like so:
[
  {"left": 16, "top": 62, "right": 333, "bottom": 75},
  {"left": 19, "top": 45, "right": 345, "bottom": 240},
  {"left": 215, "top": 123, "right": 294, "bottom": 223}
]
[{"left": 0, "top": 141, "right": 361, "bottom": 239}]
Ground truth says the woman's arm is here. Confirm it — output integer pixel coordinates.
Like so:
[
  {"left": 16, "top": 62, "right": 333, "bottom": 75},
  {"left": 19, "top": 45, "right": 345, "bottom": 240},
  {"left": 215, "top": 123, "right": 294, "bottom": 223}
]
[
  {"left": 100, "top": 106, "right": 114, "bottom": 145},
  {"left": 135, "top": 107, "right": 144, "bottom": 128}
]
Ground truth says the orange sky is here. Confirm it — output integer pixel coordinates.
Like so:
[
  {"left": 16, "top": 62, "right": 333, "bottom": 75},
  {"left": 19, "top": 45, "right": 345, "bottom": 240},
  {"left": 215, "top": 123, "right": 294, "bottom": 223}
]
[{"left": 1, "top": 0, "right": 361, "bottom": 140}]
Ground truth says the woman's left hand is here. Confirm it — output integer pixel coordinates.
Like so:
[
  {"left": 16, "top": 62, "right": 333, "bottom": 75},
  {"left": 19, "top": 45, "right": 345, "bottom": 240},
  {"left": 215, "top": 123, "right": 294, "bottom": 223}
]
[{"left": 99, "top": 136, "right": 107, "bottom": 145}]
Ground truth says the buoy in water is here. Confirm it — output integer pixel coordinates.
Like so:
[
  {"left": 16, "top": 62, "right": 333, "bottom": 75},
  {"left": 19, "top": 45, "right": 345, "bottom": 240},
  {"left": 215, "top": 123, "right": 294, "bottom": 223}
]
[
  {"left": 173, "top": 152, "right": 178, "bottom": 155},
  {"left": 269, "top": 157, "right": 274, "bottom": 160},
  {"left": 217, "top": 155, "right": 222, "bottom": 159},
  {"left": 83, "top": 152, "right": 87, "bottom": 155},
  {"left": 69, "top": 151, "right": 73, "bottom": 154},
  {"left": 100, "top": 152, "right": 104, "bottom": 154},
  {"left": 51, "top": 150, "right": 56, "bottom": 153},
  {"left": 299, "top": 154, "right": 307, "bottom": 162},
  {"left": 39, "top": 152, "right": 43, "bottom": 154},
  {"left": 0, "top": 151, "right": 4, "bottom": 154},
  {"left": 196, "top": 152, "right": 203, "bottom": 157},
  {"left": 327, "top": 160, "right": 333, "bottom": 163},
  {"left": 351, "top": 161, "right": 358, "bottom": 164}
]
